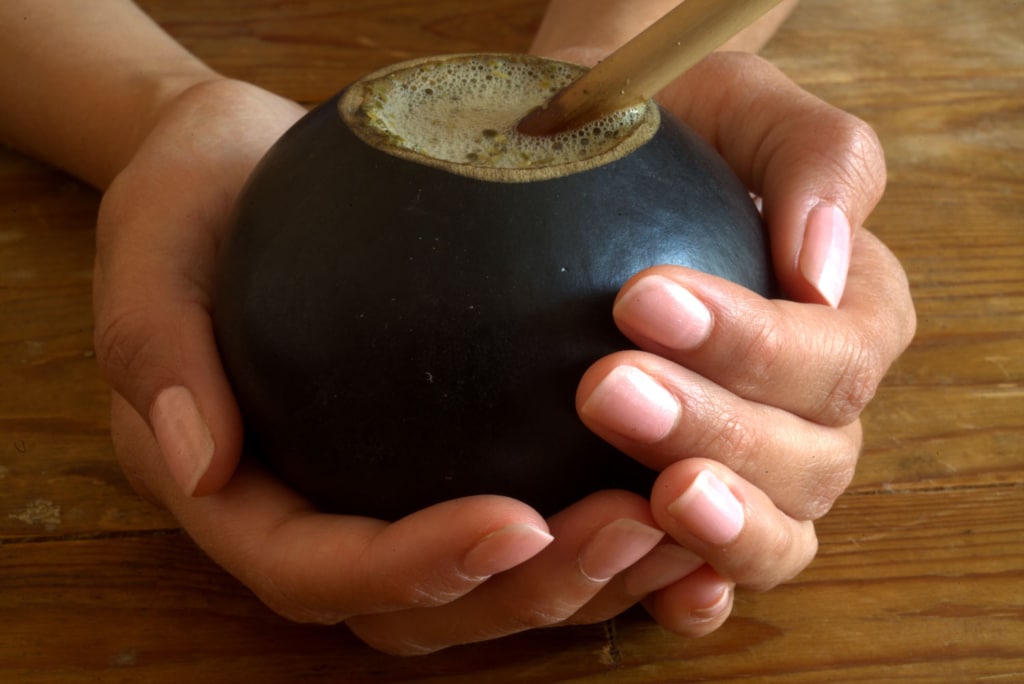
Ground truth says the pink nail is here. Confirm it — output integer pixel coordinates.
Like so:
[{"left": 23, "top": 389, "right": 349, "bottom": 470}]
[
  {"left": 461, "top": 523, "right": 554, "bottom": 579},
  {"left": 667, "top": 470, "right": 744, "bottom": 546},
  {"left": 614, "top": 275, "right": 712, "bottom": 350},
  {"left": 579, "top": 366, "right": 679, "bottom": 443},
  {"left": 799, "top": 203, "right": 852, "bottom": 308},
  {"left": 150, "top": 386, "right": 215, "bottom": 497},
  {"left": 688, "top": 581, "right": 733, "bottom": 622}
]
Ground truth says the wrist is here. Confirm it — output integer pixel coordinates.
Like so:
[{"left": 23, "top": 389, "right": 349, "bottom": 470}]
[
  {"left": 88, "top": 65, "right": 223, "bottom": 188},
  {"left": 0, "top": 1, "right": 220, "bottom": 188}
]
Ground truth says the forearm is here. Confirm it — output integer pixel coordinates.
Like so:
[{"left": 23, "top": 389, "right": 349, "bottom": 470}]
[
  {"left": 0, "top": 1, "right": 217, "bottom": 188},
  {"left": 531, "top": 0, "right": 799, "bottom": 57}
]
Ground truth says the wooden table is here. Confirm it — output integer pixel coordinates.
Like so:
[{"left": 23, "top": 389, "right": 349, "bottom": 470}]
[{"left": 2, "top": 1, "right": 1021, "bottom": 681}]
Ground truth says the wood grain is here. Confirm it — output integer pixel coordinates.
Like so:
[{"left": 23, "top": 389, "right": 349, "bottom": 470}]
[{"left": 1, "top": 1, "right": 1021, "bottom": 682}]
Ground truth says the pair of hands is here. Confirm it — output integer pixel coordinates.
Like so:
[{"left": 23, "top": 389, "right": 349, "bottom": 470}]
[{"left": 94, "top": 51, "right": 915, "bottom": 655}]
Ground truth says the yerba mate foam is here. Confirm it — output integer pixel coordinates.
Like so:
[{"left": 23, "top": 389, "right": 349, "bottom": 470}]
[{"left": 340, "top": 54, "right": 658, "bottom": 180}]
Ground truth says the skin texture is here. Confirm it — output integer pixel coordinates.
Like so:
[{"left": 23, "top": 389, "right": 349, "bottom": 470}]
[{"left": 0, "top": 0, "right": 915, "bottom": 655}]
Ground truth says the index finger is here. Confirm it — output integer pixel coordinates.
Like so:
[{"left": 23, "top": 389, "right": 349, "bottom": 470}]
[
  {"left": 660, "top": 51, "right": 887, "bottom": 307},
  {"left": 610, "top": 228, "right": 915, "bottom": 426}
]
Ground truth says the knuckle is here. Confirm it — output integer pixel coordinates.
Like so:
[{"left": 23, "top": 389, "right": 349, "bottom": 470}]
[
  {"left": 804, "top": 462, "right": 855, "bottom": 521},
  {"left": 820, "top": 113, "right": 888, "bottom": 207},
  {"left": 793, "top": 423, "right": 862, "bottom": 521},
  {"left": 752, "top": 525, "right": 797, "bottom": 590},
  {"left": 685, "top": 384, "right": 769, "bottom": 477},
  {"left": 817, "top": 335, "right": 884, "bottom": 425},
  {"left": 728, "top": 310, "right": 788, "bottom": 397},
  {"left": 696, "top": 406, "right": 763, "bottom": 477},
  {"left": 814, "top": 425, "right": 862, "bottom": 516},
  {"left": 779, "top": 526, "right": 818, "bottom": 587},
  {"left": 740, "top": 523, "right": 818, "bottom": 593},
  {"left": 93, "top": 306, "right": 150, "bottom": 386}
]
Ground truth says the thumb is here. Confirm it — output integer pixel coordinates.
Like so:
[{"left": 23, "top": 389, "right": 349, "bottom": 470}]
[
  {"left": 91, "top": 80, "right": 307, "bottom": 499},
  {"left": 93, "top": 166, "right": 243, "bottom": 498},
  {"left": 659, "top": 52, "right": 887, "bottom": 306}
]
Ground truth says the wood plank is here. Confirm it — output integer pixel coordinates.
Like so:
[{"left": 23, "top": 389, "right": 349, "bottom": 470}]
[
  {"left": 1, "top": 0, "right": 1021, "bottom": 681},
  {"left": 0, "top": 153, "right": 175, "bottom": 540},
  {"left": 136, "top": 0, "right": 548, "bottom": 105},
  {"left": 1, "top": 488, "right": 1019, "bottom": 682}
]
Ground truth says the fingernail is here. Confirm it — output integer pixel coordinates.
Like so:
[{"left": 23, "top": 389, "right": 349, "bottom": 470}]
[
  {"left": 799, "top": 203, "right": 852, "bottom": 308},
  {"left": 461, "top": 523, "right": 554, "bottom": 579},
  {"left": 578, "top": 519, "right": 665, "bottom": 583},
  {"left": 667, "top": 470, "right": 745, "bottom": 546},
  {"left": 579, "top": 366, "right": 679, "bottom": 443},
  {"left": 689, "top": 581, "right": 733, "bottom": 623},
  {"left": 614, "top": 275, "right": 712, "bottom": 350},
  {"left": 150, "top": 386, "right": 215, "bottom": 497},
  {"left": 623, "top": 544, "right": 705, "bottom": 597}
]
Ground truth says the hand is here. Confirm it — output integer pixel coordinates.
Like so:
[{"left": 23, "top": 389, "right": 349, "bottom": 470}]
[
  {"left": 555, "top": 50, "right": 916, "bottom": 637},
  {"left": 96, "top": 57, "right": 915, "bottom": 656},
  {"left": 323, "top": 52, "right": 916, "bottom": 650},
  {"left": 344, "top": 221, "right": 914, "bottom": 651},
  {"left": 95, "top": 77, "right": 679, "bottom": 653},
  {"left": 17, "top": 0, "right": 914, "bottom": 657},
  {"left": 94, "top": 78, "right": 305, "bottom": 497},
  {"left": 578, "top": 228, "right": 913, "bottom": 636}
]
